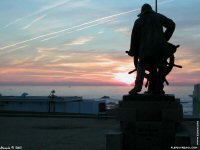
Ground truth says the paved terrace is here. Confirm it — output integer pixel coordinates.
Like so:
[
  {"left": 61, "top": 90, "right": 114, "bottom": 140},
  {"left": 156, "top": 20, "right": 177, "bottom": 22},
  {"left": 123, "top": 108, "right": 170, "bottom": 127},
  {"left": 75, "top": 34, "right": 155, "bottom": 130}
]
[{"left": 0, "top": 115, "right": 198, "bottom": 150}]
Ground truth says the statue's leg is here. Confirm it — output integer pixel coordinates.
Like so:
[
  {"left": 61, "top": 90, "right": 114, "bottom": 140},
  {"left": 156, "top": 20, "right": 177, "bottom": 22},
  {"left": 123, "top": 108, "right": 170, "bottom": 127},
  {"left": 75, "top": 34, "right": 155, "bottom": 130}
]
[
  {"left": 156, "top": 61, "right": 167, "bottom": 94},
  {"left": 129, "top": 61, "right": 145, "bottom": 94},
  {"left": 136, "top": 61, "right": 146, "bottom": 88},
  {"left": 148, "top": 65, "right": 157, "bottom": 93}
]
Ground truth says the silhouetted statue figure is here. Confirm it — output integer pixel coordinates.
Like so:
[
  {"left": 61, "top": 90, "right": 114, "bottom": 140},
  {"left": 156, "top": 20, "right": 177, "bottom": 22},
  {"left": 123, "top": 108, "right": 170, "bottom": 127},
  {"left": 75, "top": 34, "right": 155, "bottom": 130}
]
[{"left": 127, "top": 3, "right": 176, "bottom": 94}]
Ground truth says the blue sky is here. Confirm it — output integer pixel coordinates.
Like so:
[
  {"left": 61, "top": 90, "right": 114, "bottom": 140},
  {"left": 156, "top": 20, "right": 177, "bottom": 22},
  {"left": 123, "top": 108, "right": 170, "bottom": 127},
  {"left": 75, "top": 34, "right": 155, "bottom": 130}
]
[{"left": 0, "top": 0, "right": 199, "bottom": 85}]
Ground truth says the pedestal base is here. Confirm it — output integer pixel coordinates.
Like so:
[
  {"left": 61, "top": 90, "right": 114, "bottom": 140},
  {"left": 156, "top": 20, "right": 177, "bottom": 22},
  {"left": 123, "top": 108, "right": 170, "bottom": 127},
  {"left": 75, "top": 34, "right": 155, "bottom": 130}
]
[{"left": 106, "top": 94, "right": 191, "bottom": 150}]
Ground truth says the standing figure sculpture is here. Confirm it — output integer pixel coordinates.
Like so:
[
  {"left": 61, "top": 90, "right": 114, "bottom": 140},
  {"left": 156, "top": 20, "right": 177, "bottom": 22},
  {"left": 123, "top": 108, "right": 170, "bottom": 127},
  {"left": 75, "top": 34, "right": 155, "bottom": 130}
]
[{"left": 127, "top": 3, "right": 176, "bottom": 94}]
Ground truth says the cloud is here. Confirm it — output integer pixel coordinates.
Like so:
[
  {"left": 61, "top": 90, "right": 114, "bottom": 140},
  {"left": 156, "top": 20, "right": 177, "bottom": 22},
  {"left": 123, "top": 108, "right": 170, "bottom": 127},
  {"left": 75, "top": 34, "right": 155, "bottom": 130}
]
[
  {"left": 64, "top": 36, "right": 94, "bottom": 46},
  {"left": 115, "top": 27, "right": 130, "bottom": 35},
  {"left": 37, "top": 47, "right": 58, "bottom": 53},
  {"left": 0, "top": 51, "right": 125, "bottom": 85},
  {"left": 97, "top": 30, "right": 104, "bottom": 34},
  {"left": 0, "top": 45, "right": 28, "bottom": 56},
  {"left": 33, "top": 55, "right": 48, "bottom": 62}
]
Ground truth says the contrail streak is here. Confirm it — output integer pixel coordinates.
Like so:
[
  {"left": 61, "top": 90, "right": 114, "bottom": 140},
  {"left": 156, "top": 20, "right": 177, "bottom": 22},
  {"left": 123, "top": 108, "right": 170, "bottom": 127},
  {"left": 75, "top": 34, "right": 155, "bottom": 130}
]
[
  {"left": 22, "top": 15, "right": 46, "bottom": 30},
  {"left": 1, "top": 0, "right": 71, "bottom": 29},
  {"left": 41, "top": 35, "right": 62, "bottom": 42},
  {"left": 41, "top": 18, "right": 116, "bottom": 42},
  {"left": 76, "top": 18, "right": 116, "bottom": 32},
  {"left": 40, "top": 0, "right": 174, "bottom": 41},
  {"left": 0, "top": 0, "right": 173, "bottom": 50},
  {"left": 0, "top": 9, "right": 139, "bottom": 50},
  {"left": 2, "top": 18, "right": 24, "bottom": 29}
]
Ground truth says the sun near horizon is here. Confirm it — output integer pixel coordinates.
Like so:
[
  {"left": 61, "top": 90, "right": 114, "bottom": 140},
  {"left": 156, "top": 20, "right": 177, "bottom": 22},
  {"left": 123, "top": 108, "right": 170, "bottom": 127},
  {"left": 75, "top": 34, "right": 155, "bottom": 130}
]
[{"left": 114, "top": 72, "right": 135, "bottom": 85}]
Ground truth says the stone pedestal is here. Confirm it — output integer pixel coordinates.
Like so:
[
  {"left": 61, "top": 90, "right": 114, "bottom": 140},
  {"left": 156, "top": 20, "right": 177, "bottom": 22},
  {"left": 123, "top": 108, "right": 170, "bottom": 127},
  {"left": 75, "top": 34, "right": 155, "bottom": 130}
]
[
  {"left": 193, "top": 84, "right": 200, "bottom": 117},
  {"left": 106, "top": 94, "right": 191, "bottom": 150}
]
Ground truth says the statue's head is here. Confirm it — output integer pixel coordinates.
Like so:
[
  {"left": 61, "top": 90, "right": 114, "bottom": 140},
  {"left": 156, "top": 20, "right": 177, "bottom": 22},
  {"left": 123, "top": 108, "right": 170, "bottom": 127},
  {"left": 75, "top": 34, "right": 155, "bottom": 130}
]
[{"left": 138, "top": 3, "right": 154, "bottom": 17}]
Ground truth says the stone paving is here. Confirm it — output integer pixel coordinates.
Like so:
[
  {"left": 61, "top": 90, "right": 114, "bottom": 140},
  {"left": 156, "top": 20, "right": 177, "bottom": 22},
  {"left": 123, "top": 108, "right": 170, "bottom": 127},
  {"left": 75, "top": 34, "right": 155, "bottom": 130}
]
[
  {"left": 0, "top": 116, "right": 119, "bottom": 150},
  {"left": 0, "top": 116, "right": 197, "bottom": 150}
]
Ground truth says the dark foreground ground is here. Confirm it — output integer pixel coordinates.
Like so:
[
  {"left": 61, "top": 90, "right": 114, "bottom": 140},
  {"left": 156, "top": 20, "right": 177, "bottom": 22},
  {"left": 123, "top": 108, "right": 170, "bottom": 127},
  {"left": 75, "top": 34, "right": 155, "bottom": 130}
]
[
  {"left": 0, "top": 116, "right": 119, "bottom": 150},
  {"left": 0, "top": 116, "right": 198, "bottom": 150}
]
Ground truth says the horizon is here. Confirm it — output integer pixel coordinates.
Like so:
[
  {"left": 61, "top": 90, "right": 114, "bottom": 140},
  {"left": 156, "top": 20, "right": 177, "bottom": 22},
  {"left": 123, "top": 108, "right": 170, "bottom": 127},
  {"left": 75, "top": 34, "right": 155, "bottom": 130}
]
[
  {"left": 0, "top": 82, "right": 195, "bottom": 87},
  {"left": 0, "top": 0, "right": 200, "bottom": 86}
]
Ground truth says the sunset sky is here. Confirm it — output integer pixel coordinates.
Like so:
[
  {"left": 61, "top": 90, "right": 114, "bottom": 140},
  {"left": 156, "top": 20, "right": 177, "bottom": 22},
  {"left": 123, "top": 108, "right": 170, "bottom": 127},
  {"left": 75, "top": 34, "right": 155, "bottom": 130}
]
[{"left": 0, "top": 0, "right": 199, "bottom": 86}]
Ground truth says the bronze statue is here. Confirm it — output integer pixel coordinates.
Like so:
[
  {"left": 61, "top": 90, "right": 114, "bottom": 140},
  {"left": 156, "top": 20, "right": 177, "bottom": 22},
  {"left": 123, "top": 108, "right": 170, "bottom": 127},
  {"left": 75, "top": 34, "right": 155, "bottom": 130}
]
[{"left": 127, "top": 3, "right": 182, "bottom": 95}]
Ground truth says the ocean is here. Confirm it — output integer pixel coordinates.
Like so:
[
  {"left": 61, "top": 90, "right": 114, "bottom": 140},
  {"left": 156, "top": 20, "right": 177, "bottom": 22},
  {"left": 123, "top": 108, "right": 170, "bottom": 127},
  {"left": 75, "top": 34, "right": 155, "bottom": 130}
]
[{"left": 0, "top": 85, "right": 194, "bottom": 115}]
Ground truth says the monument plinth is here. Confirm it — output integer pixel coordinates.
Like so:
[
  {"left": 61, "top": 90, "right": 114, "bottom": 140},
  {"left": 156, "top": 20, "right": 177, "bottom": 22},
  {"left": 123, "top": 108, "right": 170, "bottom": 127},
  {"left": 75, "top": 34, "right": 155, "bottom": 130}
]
[{"left": 106, "top": 94, "right": 191, "bottom": 150}]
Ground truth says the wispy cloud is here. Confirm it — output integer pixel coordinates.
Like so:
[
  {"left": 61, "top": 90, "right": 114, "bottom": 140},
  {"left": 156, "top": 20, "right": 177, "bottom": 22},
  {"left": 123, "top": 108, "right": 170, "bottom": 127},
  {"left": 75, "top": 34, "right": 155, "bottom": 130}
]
[
  {"left": 37, "top": 47, "right": 58, "bottom": 53},
  {"left": 115, "top": 27, "right": 130, "bottom": 35},
  {"left": 22, "top": 15, "right": 46, "bottom": 30},
  {"left": 33, "top": 55, "right": 48, "bottom": 62},
  {"left": 64, "top": 36, "right": 94, "bottom": 46},
  {"left": 0, "top": 45, "right": 28, "bottom": 56}
]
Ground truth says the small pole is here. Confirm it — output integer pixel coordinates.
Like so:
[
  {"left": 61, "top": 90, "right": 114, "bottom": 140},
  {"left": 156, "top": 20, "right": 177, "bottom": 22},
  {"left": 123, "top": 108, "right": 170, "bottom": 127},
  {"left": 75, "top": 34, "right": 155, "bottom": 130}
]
[{"left": 155, "top": 0, "right": 158, "bottom": 12}]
